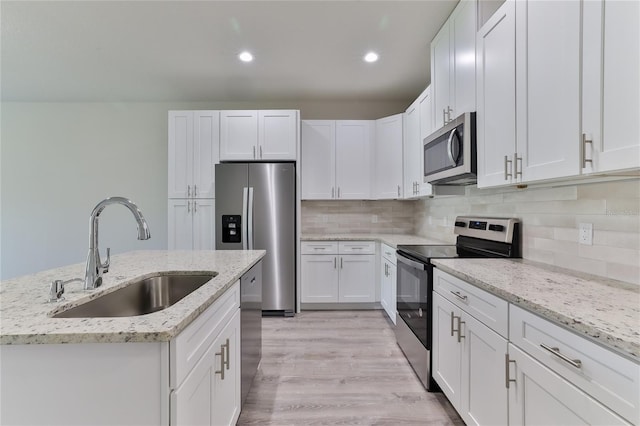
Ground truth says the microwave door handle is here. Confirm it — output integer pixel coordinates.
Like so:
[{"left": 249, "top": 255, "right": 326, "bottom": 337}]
[{"left": 447, "top": 129, "right": 457, "bottom": 165}]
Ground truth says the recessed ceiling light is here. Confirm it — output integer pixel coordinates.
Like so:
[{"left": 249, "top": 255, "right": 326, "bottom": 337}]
[
  {"left": 238, "top": 51, "right": 254, "bottom": 62},
  {"left": 364, "top": 51, "right": 379, "bottom": 63}
]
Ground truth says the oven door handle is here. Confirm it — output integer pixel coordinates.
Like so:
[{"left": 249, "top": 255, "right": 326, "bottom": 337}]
[{"left": 396, "top": 252, "right": 427, "bottom": 270}]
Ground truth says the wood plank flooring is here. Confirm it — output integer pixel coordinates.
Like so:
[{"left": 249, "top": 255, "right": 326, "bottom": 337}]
[{"left": 237, "top": 310, "right": 464, "bottom": 425}]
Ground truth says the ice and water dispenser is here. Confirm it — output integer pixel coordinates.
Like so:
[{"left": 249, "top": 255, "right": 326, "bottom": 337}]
[{"left": 221, "top": 215, "right": 242, "bottom": 243}]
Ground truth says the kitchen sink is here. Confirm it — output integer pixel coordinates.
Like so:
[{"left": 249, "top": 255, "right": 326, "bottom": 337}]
[{"left": 53, "top": 272, "right": 217, "bottom": 318}]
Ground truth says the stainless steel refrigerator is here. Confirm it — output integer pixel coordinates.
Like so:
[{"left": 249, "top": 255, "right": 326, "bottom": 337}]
[{"left": 215, "top": 163, "right": 296, "bottom": 316}]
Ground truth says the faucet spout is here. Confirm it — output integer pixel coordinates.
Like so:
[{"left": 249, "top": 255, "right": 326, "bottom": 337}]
[{"left": 85, "top": 197, "right": 151, "bottom": 290}]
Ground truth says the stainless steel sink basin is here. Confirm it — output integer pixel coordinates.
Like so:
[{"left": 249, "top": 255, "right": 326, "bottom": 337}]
[{"left": 53, "top": 272, "right": 217, "bottom": 318}]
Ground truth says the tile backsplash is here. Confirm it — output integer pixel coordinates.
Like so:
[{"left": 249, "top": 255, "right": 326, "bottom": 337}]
[
  {"left": 301, "top": 179, "right": 640, "bottom": 285},
  {"left": 301, "top": 200, "right": 416, "bottom": 235},
  {"left": 414, "top": 179, "right": 640, "bottom": 285}
]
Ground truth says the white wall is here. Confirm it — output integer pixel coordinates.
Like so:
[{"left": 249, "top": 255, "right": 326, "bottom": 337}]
[{"left": 0, "top": 99, "right": 407, "bottom": 279}]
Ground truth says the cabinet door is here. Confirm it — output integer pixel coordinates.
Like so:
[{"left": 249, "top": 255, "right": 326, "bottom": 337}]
[
  {"left": 508, "top": 344, "right": 628, "bottom": 426},
  {"left": 258, "top": 110, "right": 298, "bottom": 160},
  {"left": 417, "top": 87, "right": 434, "bottom": 197},
  {"left": 338, "top": 255, "right": 375, "bottom": 303},
  {"left": 301, "top": 120, "right": 336, "bottom": 200},
  {"left": 515, "top": 0, "right": 581, "bottom": 182},
  {"left": 431, "top": 22, "right": 452, "bottom": 130},
  {"left": 432, "top": 292, "right": 462, "bottom": 409},
  {"left": 450, "top": 0, "right": 477, "bottom": 117},
  {"left": 583, "top": 0, "right": 640, "bottom": 173},
  {"left": 211, "top": 310, "right": 241, "bottom": 426},
  {"left": 168, "top": 199, "right": 193, "bottom": 250},
  {"left": 380, "top": 259, "right": 392, "bottom": 319},
  {"left": 403, "top": 100, "right": 420, "bottom": 199},
  {"left": 220, "top": 110, "right": 258, "bottom": 161},
  {"left": 335, "top": 120, "right": 372, "bottom": 200},
  {"left": 301, "top": 255, "right": 339, "bottom": 303},
  {"left": 374, "top": 114, "right": 403, "bottom": 199},
  {"left": 476, "top": 0, "right": 517, "bottom": 188},
  {"left": 460, "top": 313, "right": 508, "bottom": 426},
  {"left": 387, "top": 263, "right": 397, "bottom": 325},
  {"left": 168, "top": 111, "right": 193, "bottom": 199},
  {"left": 193, "top": 111, "right": 219, "bottom": 199},
  {"left": 171, "top": 338, "right": 215, "bottom": 426},
  {"left": 192, "top": 199, "right": 215, "bottom": 251}
]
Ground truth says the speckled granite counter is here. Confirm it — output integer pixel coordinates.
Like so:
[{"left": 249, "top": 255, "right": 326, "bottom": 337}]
[
  {"left": 0, "top": 250, "right": 265, "bottom": 345},
  {"left": 302, "top": 233, "right": 449, "bottom": 247},
  {"left": 432, "top": 258, "right": 640, "bottom": 361}
]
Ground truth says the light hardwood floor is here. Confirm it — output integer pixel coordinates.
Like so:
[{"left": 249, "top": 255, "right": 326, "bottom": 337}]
[{"left": 237, "top": 310, "right": 464, "bottom": 425}]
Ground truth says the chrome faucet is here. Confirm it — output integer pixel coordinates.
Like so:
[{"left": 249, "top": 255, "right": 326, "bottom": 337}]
[{"left": 84, "top": 197, "right": 151, "bottom": 290}]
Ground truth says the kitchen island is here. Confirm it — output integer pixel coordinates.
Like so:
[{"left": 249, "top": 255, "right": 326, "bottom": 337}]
[{"left": 0, "top": 250, "right": 265, "bottom": 426}]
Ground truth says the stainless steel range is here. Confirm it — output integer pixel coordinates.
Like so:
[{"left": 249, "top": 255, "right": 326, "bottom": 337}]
[{"left": 394, "top": 216, "right": 521, "bottom": 390}]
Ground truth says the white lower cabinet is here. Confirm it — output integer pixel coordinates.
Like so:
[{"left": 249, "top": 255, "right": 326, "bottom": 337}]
[
  {"left": 379, "top": 244, "right": 397, "bottom": 324},
  {"left": 432, "top": 283, "right": 508, "bottom": 426},
  {"left": 171, "top": 281, "right": 242, "bottom": 426},
  {"left": 171, "top": 309, "right": 240, "bottom": 426},
  {"left": 301, "top": 241, "right": 375, "bottom": 304},
  {"left": 434, "top": 268, "right": 640, "bottom": 425},
  {"left": 507, "top": 343, "right": 628, "bottom": 425}
]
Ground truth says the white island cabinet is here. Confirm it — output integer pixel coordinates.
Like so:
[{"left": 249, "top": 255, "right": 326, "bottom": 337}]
[
  {"left": 1, "top": 282, "right": 241, "bottom": 426},
  {"left": 0, "top": 251, "right": 261, "bottom": 426}
]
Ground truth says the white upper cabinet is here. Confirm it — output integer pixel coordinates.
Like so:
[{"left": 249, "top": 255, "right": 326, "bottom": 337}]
[
  {"left": 582, "top": 0, "right": 640, "bottom": 174},
  {"left": 258, "top": 110, "right": 299, "bottom": 160},
  {"left": 301, "top": 120, "right": 336, "bottom": 200},
  {"left": 476, "top": 0, "right": 517, "bottom": 188},
  {"left": 403, "top": 86, "right": 434, "bottom": 198},
  {"left": 168, "top": 111, "right": 219, "bottom": 199},
  {"left": 335, "top": 121, "right": 373, "bottom": 200},
  {"left": 374, "top": 113, "right": 404, "bottom": 199},
  {"left": 431, "top": 0, "right": 477, "bottom": 129},
  {"left": 301, "top": 120, "right": 373, "bottom": 200},
  {"left": 220, "top": 110, "right": 298, "bottom": 161},
  {"left": 515, "top": 0, "right": 581, "bottom": 182}
]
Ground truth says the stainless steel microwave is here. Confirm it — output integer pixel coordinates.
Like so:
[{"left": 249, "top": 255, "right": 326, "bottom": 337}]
[{"left": 423, "top": 112, "right": 477, "bottom": 185}]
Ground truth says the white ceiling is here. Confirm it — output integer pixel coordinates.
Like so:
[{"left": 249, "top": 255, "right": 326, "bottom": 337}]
[{"left": 1, "top": 1, "right": 458, "bottom": 103}]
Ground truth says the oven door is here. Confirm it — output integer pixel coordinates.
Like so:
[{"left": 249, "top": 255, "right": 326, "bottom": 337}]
[{"left": 396, "top": 251, "right": 431, "bottom": 348}]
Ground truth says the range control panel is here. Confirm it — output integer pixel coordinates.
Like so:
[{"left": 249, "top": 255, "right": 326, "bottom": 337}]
[
  {"left": 454, "top": 216, "right": 519, "bottom": 243},
  {"left": 221, "top": 215, "right": 242, "bottom": 243}
]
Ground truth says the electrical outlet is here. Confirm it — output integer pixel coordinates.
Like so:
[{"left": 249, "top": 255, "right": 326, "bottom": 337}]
[{"left": 579, "top": 223, "right": 593, "bottom": 245}]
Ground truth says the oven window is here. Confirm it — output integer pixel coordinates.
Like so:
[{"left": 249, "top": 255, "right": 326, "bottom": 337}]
[{"left": 396, "top": 257, "right": 431, "bottom": 347}]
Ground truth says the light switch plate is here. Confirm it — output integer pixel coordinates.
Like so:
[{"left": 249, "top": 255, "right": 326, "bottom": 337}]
[{"left": 579, "top": 223, "right": 593, "bottom": 245}]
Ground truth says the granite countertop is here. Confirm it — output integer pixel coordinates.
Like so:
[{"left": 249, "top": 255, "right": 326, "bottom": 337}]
[
  {"left": 302, "top": 233, "right": 449, "bottom": 248},
  {"left": 0, "top": 250, "right": 265, "bottom": 345},
  {"left": 432, "top": 258, "right": 640, "bottom": 361}
]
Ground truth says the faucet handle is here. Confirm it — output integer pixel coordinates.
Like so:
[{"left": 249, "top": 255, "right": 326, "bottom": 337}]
[{"left": 101, "top": 248, "right": 111, "bottom": 273}]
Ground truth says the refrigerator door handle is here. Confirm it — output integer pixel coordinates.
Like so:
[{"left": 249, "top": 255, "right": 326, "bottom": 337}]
[
  {"left": 247, "top": 187, "right": 254, "bottom": 250},
  {"left": 242, "top": 187, "right": 248, "bottom": 250}
]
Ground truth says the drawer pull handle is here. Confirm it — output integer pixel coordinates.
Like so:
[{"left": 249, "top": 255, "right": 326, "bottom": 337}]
[
  {"left": 215, "top": 347, "right": 225, "bottom": 380},
  {"left": 505, "top": 354, "right": 516, "bottom": 389},
  {"left": 223, "top": 338, "right": 230, "bottom": 370},
  {"left": 313, "top": 247, "right": 326, "bottom": 250},
  {"left": 450, "top": 291, "right": 468, "bottom": 301},
  {"left": 540, "top": 343, "right": 582, "bottom": 369}
]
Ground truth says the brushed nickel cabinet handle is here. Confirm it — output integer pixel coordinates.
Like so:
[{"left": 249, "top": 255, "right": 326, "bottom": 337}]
[
  {"left": 504, "top": 155, "right": 513, "bottom": 180},
  {"left": 223, "top": 338, "right": 230, "bottom": 370},
  {"left": 340, "top": 257, "right": 343, "bottom": 269},
  {"left": 215, "top": 347, "right": 225, "bottom": 380},
  {"left": 334, "top": 257, "right": 337, "bottom": 269},
  {"left": 457, "top": 318, "right": 465, "bottom": 343},
  {"left": 450, "top": 291, "right": 468, "bottom": 302},
  {"left": 505, "top": 354, "right": 516, "bottom": 388},
  {"left": 582, "top": 133, "right": 593, "bottom": 168},
  {"left": 194, "top": 185, "right": 197, "bottom": 197},
  {"left": 540, "top": 343, "right": 582, "bottom": 369},
  {"left": 397, "top": 185, "right": 401, "bottom": 197},
  {"left": 187, "top": 201, "right": 191, "bottom": 213},
  {"left": 260, "top": 145, "right": 263, "bottom": 159},
  {"left": 514, "top": 153, "right": 522, "bottom": 179},
  {"left": 338, "top": 187, "right": 341, "bottom": 198},
  {"left": 253, "top": 146, "right": 256, "bottom": 159},
  {"left": 187, "top": 185, "right": 191, "bottom": 197},
  {"left": 194, "top": 200, "right": 197, "bottom": 213},
  {"left": 450, "top": 311, "right": 455, "bottom": 337}
]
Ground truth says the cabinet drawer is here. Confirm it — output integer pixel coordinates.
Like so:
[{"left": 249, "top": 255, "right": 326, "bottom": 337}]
[
  {"left": 301, "top": 241, "right": 338, "bottom": 254},
  {"left": 433, "top": 268, "right": 508, "bottom": 338},
  {"left": 381, "top": 243, "right": 396, "bottom": 264},
  {"left": 170, "top": 281, "right": 240, "bottom": 388},
  {"left": 510, "top": 305, "right": 639, "bottom": 424},
  {"left": 338, "top": 241, "right": 376, "bottom": 254}
]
